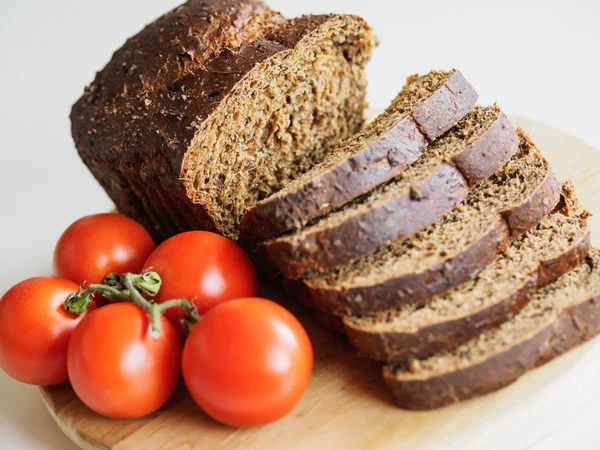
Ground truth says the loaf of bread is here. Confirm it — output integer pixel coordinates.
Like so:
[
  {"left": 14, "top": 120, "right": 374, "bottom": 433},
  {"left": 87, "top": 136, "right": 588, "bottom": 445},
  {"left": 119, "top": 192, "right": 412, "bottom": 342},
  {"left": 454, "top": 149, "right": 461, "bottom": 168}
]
[
  {"left": 302, "top": 130, "right": 559, "bottom": 315},
  {"left": 384, "top": 248, "right": 600, "bottom": 410},
  {"left": 71, "top": 0, "right": 375, "bottom": 242},
  {"left": 259, "top": 105, "right": 520, "bottom": 279},
  {"left": 239, "top": 70, "right": 477, "bottom": 244},
  {"left": 344, "top": 186, "right": 591, "bottom": 362}
]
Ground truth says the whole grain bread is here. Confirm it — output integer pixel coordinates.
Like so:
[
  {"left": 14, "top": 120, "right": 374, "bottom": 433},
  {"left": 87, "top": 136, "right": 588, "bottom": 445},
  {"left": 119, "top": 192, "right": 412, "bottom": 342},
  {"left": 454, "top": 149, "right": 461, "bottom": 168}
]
[
  {"left": 384, "top": 248, "right": 600, "bottom": 410},
  {"left": 259, "top": 106, "right": 520, "bottom": 279},
  {"left": 344, "top": 188, "right": 591, "bottom": 362},
  {"left": 301, "top": 130, "right": 559, "bottom": 313},
  {"left": 71, "top": 0, "right": 375, "bottom": 242},
  {"left": 239, "top": 70, "right": 478, "bottom": 244}
]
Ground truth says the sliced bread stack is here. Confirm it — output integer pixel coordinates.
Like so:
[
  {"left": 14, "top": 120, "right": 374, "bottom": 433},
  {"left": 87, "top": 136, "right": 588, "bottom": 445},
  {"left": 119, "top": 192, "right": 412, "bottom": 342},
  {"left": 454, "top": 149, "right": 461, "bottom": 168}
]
[
  {"left": 302, "top": 132, "right": 560, "bottom": 316},
  {"left": 239, "top": 69, "right": 478, "bottom": 246},
  {"left": 254, "top": 101, "right": 520, "bottom": 278},
  {"left": 386, "top": 246, "right": 599, "bottom": 410},
  {"left": 242, "top": 70, "right": 597, "bottom": 409},
  {"left": 344, "top": 185, "right": 590, "bottom": 362}
]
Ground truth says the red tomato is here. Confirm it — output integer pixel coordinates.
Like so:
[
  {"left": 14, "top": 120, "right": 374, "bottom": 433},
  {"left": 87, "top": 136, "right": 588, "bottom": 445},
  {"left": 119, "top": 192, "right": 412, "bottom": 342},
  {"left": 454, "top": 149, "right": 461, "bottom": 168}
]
[
  {"left": 182, "top": 298, "right": 313, "bottom": 427},
  {"left": 144, "top": 231, "right": 257, "bottom": 330},
  {"left": 53, "top": 214, "right": 155, "bottom": 287},
  {"left": 0, "top": 277, "right": 93, "bottom": 386},
  {"left": 67, "top": 302, "right": 181, "bottom": 419}
]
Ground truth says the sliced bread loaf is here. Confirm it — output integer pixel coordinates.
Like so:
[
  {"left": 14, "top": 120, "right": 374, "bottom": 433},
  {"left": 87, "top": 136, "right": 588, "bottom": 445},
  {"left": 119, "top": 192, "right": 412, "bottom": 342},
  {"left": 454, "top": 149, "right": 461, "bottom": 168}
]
[
  {"left": 302, "top": 130, "right": 560, "bottom": 313},
  {"left": 259, "top": 106, "right": 520, "bottom": 279},
  {"left": 72, "top": 1, "right": 376, "bottom": 242},
  {"left": 344, "top": 190, "right": 591, "bottom": 362},
  {"left": 239, "top": 70, "right": 478, "bottom": 244},
  {"left": 384, "top": 248, "right": 600, "bottom": 410}
]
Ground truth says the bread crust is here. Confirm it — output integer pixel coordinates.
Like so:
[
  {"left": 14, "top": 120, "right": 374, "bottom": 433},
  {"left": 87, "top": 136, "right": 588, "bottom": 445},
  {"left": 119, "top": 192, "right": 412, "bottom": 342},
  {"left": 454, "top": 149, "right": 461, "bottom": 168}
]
[
  {"left": 502, "top": 168, "right": 561, "bottom": 237},
  {"left": 451, "top": 112, "right": 519, "bottom": 185},
  {"left": 71, "top": 0, "right": 371, "bottom": 241},
  {"left": 384, "top": 253, "right": 600, "bottom": 410},
  {"left": 240, "top": 71, "right": 478, "bottom": 243},
  {"left": 344, "top": 228, "right": 591, "bottom": 362}
]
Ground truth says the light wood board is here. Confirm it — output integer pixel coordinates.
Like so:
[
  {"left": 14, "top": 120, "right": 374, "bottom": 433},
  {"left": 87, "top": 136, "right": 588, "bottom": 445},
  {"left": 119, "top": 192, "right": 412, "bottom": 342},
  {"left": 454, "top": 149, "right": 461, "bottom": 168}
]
[{"left": 40, "top": 117, "right": 600, "bottom": 450}]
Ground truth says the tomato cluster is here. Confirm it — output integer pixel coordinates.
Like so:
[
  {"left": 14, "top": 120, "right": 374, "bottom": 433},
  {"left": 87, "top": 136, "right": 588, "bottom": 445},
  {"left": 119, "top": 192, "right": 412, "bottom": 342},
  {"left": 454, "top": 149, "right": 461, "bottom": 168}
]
[{"left": 0, "top": 214, "right": 313, "bottom": 427}]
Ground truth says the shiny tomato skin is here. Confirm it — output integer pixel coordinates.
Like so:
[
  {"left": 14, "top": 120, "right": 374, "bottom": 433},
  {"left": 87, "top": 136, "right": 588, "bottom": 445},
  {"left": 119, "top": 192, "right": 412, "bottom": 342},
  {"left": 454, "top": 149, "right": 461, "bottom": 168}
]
[
  {"left": 144, "top": 231, "right": 257, "bottom": 328},
  {"left": 182, "top": 298, "right": 313, "bottom": 427},
  {"left": 0, "top": 277, "right": 92, "bottom": 386},
  {"left": 67, "top": 302, "right": 181, "bottom": 419},
  {"left": 53, "top": 213, "right": 155, "bottom": 287}
]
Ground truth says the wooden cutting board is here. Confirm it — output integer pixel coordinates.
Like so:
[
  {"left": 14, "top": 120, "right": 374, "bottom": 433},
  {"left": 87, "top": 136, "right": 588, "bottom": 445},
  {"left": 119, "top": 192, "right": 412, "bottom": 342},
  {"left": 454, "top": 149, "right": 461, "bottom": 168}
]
[{"left": 40, "top": 117, "right": 600, "bottom": 450}]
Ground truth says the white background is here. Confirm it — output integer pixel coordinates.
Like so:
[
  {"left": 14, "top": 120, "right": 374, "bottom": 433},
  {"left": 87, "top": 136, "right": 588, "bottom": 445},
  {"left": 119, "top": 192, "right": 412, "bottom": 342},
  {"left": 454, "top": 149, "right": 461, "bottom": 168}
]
[{"left": 0, "top": 0, "right": 599, "bottom": 448}]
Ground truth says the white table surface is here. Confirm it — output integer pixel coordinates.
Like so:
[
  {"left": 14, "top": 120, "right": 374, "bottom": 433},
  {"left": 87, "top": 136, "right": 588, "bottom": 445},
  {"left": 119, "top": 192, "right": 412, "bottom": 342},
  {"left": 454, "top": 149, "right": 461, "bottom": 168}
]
[{"left": 0, "top": 0, "right": 599, "bottom": 448}]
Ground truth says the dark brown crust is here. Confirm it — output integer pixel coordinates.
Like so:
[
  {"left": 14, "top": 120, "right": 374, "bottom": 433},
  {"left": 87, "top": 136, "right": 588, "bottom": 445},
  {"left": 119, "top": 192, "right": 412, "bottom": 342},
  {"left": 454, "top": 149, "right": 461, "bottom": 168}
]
[
  {"left": 84, "top": 0, "right": 281, "bottom": 103},
  {"left": 261, "top": 162, "right": 470, "bottom": 279},
  {"left": 384, "top": 262, "right": 600, "bottom": 410},
  {"left": 411, "top": 71, "right": 478, "bottom": 141},
  {"left": 345, "top": 229, "right": 591, "bottom": 363},
  {"left": 239, "top": 71, "right": 478, "bottom": 244},
  {"left": 502, "top": 169, "right": 561, "bottom": 237},
  {"left": 71, "top": 1, "right": 370, "bottom": 242},
  {"left": 451, "top": 111, "right": 518, "bottom": 185},
  {"left": 537, "top": 229, "right": 592, "bottom": 286}
]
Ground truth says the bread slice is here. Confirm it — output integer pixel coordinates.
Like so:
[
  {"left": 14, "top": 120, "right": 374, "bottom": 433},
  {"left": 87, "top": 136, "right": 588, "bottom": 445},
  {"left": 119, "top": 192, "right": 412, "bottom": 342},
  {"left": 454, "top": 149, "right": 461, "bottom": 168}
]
[
  {"left": 72, "top": 1, "right": 376, "bottom": 241},
  {"left": 384, "top": 248, "right": 600, "bottom": 410},
  {"left": 239, "top": 70, "right": 478, "bottom": 244},
  {"left": 302, "top": 130, "right": 559, "bottom": 312},
  {"left": 259, "top": 106, "right": 520, "bottom": 279},
  {"left": 344, "top": 190, "right": 591, "bottom": 362}
]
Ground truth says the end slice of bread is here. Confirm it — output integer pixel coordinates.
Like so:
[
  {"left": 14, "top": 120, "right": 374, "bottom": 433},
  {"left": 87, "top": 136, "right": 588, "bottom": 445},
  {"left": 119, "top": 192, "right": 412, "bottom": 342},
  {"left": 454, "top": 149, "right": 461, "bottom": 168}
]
[
  {"left": 383, "top": 247, "right": 600, "bottom": 410},
  {"left": 344, "top": 187, "right": 591, "bottom": 362},
  {"left": 302, "top": 130, "right": 559, "bottom": 313},
  {"left": 72, "top": 3, "right": 376, "bottom": 242},
  {"left": 259, "top": 106, "right": 520, "bottom": 279},
  {"left": 239, "top": 70, "right": 478, "bottom": 244}
]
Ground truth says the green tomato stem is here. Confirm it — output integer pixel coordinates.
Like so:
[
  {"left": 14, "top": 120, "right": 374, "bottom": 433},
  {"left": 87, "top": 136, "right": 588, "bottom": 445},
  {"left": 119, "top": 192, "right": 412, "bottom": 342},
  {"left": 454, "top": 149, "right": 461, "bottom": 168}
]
[
  {"left": 103, "top": 273, "right": 126, "bottom": 290},
  {"left": 123, "top": 273, "right": 164, "bottom": 339},
  {"left": 63, "top": 270, "right": 199, "bottom": 339},
  {"left": 156, "top": 299, "right": 197, "bottom": 316},
  {"left": 131, "top": 272, "right": 162, "bottom": 297},
  {"left": 64, "top": 284, "right": 129, "bottom": 315},
  {"left": 156, "top": 298, "right": 202, "bottom": 330},
  {"left": 150, "top": 303, "right": 162, "bottom": 340}
]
